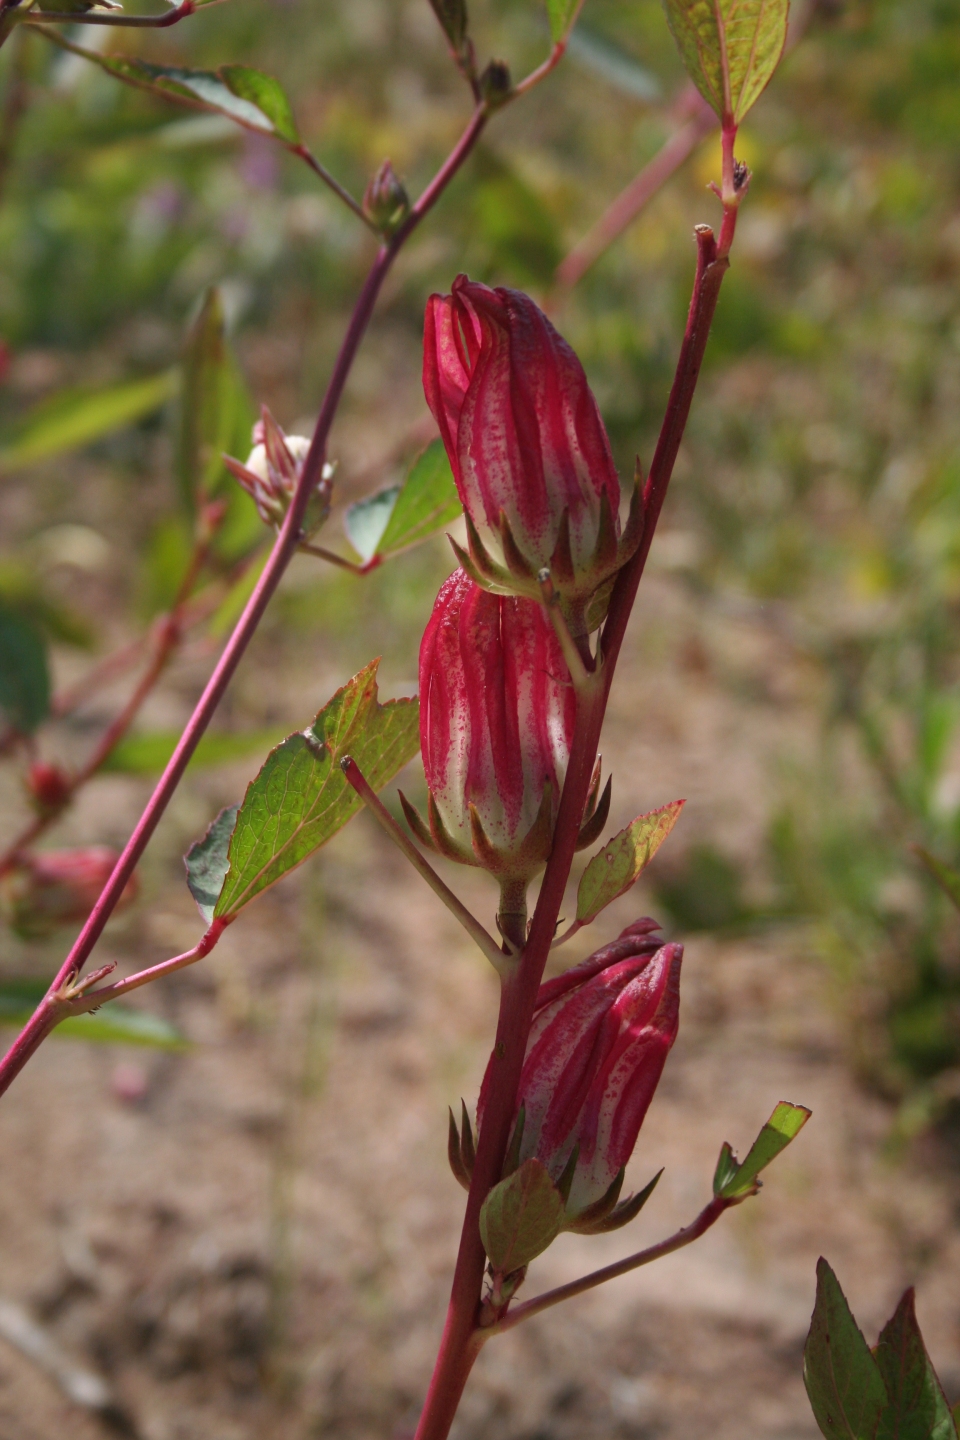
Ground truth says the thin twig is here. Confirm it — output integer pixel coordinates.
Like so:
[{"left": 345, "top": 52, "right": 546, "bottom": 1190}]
[
  {"left": 292, "top": 143, "right": 374, "bottom": 229},
  {"left": 482, "top": 1195, "right": 729, "bottom": 1337},
  {"left": 18, "top": 0, "right": 221, "bottom": 29},
  {"left": 340, "top": 757, "right": 509, "bottom": 976},
  {"left": 62, "top": 917, "right": 226, "bottom": 1014}
]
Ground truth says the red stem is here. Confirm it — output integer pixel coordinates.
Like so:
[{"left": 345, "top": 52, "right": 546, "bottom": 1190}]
[
  {"left": 0, "top": 103, "right": 489, "bottom": 1102},
  {"left": 413, "top": 220, "right": 732, "bottom": 1440}
]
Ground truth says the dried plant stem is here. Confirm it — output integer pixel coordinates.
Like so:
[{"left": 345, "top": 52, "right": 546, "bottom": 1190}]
[{"left": 412, "top": 219, "right": 735, "bottom": 1440}]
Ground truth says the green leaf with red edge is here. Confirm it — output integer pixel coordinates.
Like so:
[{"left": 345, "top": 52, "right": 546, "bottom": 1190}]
[
  {"left": 661, "top": 0, "right": 790, "bottom": 125},
  {"left": 49, "top": 36, "right": 300, "bottom": 142},
  {"left": 874, "top": 1289, "right": 956, "bottom": 1440},
  {"left": 715, "top": 1100, "right": 810, "bottom": 1198},
  {"left": 546, "top": 0, "right": 580, "bottom": 44},
  {"left": 479, "top": 1159, "right": 565, "bottom": 1273},
  {"left": 576, "top": 799, "right": 684, "bottom": 925},
  {"left": 804, "top": 1258, "right": 888, "bottom": 1440},
  {"left": 212, "top": 661, "right": 419, "bottom": 919}
]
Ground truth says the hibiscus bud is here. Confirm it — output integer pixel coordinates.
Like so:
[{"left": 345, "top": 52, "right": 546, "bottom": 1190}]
[
  {"left": 224, "top": 407, "right": 332, "bottom": 537},
  {"left": 423, "top": 276, "right": 643, "bottom": 634},
  {"left": 406, "top": 567, "right": 575, "bottom": 916},
  {"left": 363, "top": 160, "right": 410, "bottom": 235},
  {"left": 480, "top": 921, "right": 681, "bottom": 1230},
  {"left": 25, "top": 761, "right": 72, "bottom": 816},
  {"left": 0, "top": 847, "right": 138, "bottom": 939}
]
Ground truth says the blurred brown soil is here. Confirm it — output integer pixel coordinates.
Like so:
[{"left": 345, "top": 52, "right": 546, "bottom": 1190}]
[{"left": 0, "top": 569, "right": 958, "bottom": 1440}]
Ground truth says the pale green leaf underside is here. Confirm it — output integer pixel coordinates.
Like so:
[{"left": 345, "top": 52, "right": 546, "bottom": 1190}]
[
  {"left": 576, "top": 799, "right": 684, "bottom": 924},
  {"left": 51, "top": 39, "right": 300, "bottom": 143},
  {"left": 185, "top": 804, "right": 240, "bottom": 923},
  {"left": 214, "top": 661, "right": 419, "bottom": 919},
  {"left": 661, "top": 0, "right": 789, "bottom": 123}
]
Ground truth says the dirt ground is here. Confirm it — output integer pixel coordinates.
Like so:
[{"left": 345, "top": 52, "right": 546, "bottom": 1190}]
[{"left": 1, "top": 563, "right": 959, "bottom": 1440}]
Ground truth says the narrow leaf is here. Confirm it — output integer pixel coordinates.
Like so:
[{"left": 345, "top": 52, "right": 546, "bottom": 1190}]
[
  {"left": 177, "top": 287, "right": 255, "bottom": 509},
  {"left": 576, "top": 799, "right": 684, "bottom": 925},
  {"left": 479, "top": 1158, "right": 565, "bottom": 1273},
  {"left": 546, "top": 0, "right": 579, "bottom": 44},
  {"left": 213, "top": 661, "right": 419, "bottom": 919},
  {"left": 103, "top": 728, "right": 287, "bottom": 775},
  {"left": 0, "top": 980, "right": 184, "bottom": 1049},
  {"left": 377, "top": 439, "right": 462, "bottom": 555},
  {"left": 913, "top": 847, "right": 960, "bottom": 915},
  {"left": 804, "top": 1258, "right": 887, "bottom": 1440},
  {"left": 185, "top": 804, "right": 240, "bottom": 924},
  {"left": 0, "top": 604, "right": 50, "bottom": 734},
  {"left": 0, "top": 371, "right": 176, "bottom": 472},
  {"left": 718, "top": 1101, "right": 811, "bottom": 1198},
  {"left": 874, "top": 1289, "right": 956, "bottom": 1440},
  {"left": 661, "top": 0, "right": 790, "bottom": 124}
]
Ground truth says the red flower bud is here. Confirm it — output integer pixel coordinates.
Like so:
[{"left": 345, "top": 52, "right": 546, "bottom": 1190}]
[
  {"left": 423, "top": 276, "right": 640, "bottom": 629},
  {"left": 224, "top": 407, "right": 332, "bottom": 537},
  {"left": 25, "top": 761, "right": 72, "bottom": 816},
  {"left": 480, "top": 921, "right": 681, "bottom": 1226},
  {"left": 414, "top": 566, "right": 575, "bottom": 882},
  {"left": 0, "top": 847, "right": 138, "bottom": 939}
]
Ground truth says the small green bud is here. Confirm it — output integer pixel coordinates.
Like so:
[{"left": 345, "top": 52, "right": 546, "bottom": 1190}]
[
  {"left": 362, "top": 160, "right": 410, "bottom": 235},
  {"left": 479, "top": 60, "right": 512, "bottom": 108}
]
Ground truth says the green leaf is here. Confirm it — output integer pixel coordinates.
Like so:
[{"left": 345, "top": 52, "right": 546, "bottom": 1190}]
[
  {"left": 344, "top": 440, "right": 462, "bottom": 565},
  {"left": 0, "top": 980, "right": 184, "bottom": 1049},
  {"left": 718, "top": 1100, "right": 811, "bottom": 1198},
  {"left": 0, "top": 603, "right": 50, "bottom": 734},
  {"left": 479, "top": 1158, "right": 566, "bottom": 1273},
  {"left": 874, "top": 1289, "right": 956, "bottom": 1440},
  {"left": 712, "top": 1140, "right": 740, "bottom": 1195},
  {"left": 951, "top": 1402, "right": 959, "bottom": 1438},
  {"left": 0, "top": 371, "right": 176, "bottom": 472},
  {"left": 185, "top": 805, "right": 239, "bottom": 924},
  {"left": 102, "top": 728, "right": 288, "bottom": 775},
  {"left": 661, "top": 0, "right": 790, "bottom": 124},
  {"left": 378, "top": 439, "right": 462, "bottom": 555},
  {"left": 344, "top": 486, "right": 401, "bottom": 564},
  {"left": 56, "top": 39, "right": 301, "bottom": 143},
  {"left": 913, "top": 847, "right": 960, "bottom": 915},
  {"left": 177, "top": 287, "right": 255, "bottom": 509},
  {"left": 213, "top": 661, "right": 419, "bottom": 919},
  {"left": 576, "top": 799, "right": 685, "bottom": 925},
  {"left": 804, "top": 1258, "right": 889, "bottom": 1440},
  {"left": 546, "top": 0, "right": 580, "bottom": 44}
]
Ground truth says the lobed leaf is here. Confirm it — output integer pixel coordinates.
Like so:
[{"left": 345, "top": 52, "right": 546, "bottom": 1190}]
[
  {"left": 212, "top": 661, "right": 419, "bottom": 919},
  {"left": 661, "top": 0, "right": 790, "bottom": 125},
  {"left": 804, "top": 1258, "right": 887, "bottom": 1440},
  {"left": 479, "top": 1158, "right": 566, "bottom": 1273},
  {"left": 185, "top": 804, "right": 240, "bottom": 924},
  {"left": 0, "top": 371, "right": 176, "bottom": 472},
  {"left": 344, "top": 439, "right": 461, "bottom": 565},
  {"left": 0, "top": 604, "right": 50, "bottom": 735},
  {"left": 717, "top": 1100, "right": 811, "bottom": 1198},
  {"left": 874, "top": 1289, "right": 956, "bottom": 1440},
  {"left": 0, "top": 980, "right": 184, "bottom": 1049},
  {"left": 576, "top": 799, "right": 684, "bottom": 925}
]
